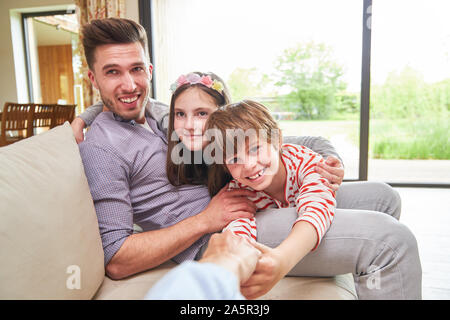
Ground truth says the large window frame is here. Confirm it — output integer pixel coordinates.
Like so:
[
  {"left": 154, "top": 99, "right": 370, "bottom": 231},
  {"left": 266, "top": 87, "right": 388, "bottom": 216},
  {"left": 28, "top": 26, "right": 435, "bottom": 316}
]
[{"left": 138, "top": 0, "right": 449, "bottom": 188}]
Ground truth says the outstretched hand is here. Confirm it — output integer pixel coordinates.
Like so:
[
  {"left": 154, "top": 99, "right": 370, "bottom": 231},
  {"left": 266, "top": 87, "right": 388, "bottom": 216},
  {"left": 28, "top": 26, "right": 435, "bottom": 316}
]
[
  {"left": 200, "top": 230, "right": 262, "bottom": 284},
  {"left": 240, "top": 241, "right": 285, "bottom": 299},
  {"left": 314, "top": 155, "right": 344, "bottom": 191}
]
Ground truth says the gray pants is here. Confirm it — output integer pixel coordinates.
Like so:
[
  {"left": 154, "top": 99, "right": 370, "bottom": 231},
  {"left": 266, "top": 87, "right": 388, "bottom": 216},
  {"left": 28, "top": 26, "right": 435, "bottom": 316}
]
[{"left": 255, "top": 181, "right": 422, "bottom": 299}]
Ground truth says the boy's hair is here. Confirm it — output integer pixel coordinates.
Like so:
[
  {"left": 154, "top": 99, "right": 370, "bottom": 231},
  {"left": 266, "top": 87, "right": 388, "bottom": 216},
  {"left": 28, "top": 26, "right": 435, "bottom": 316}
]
[
  {"left": 166, "top": 71, "right": 231, "bottom": 187},
  {"left": 81, "top": 18, "right": 149, "bottom": 70},
  {"left": 205, "top": 100, "right": 282, "bottom": 196}
]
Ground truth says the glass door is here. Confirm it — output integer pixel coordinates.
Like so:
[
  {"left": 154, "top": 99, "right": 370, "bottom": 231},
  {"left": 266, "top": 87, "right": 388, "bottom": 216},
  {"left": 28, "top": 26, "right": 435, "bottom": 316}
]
[
  {"left": 151, "top": 0, "right": 363, "bottom": 179},
  {"left": 369, "top": 0, "right": 450, "bottom": 184}
]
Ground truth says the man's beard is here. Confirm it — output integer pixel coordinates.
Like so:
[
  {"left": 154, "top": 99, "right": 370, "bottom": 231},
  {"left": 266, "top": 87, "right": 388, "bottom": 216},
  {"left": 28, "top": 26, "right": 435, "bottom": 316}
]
[{"left": 100, "top": 93, "right": 149, "bottom": 121}]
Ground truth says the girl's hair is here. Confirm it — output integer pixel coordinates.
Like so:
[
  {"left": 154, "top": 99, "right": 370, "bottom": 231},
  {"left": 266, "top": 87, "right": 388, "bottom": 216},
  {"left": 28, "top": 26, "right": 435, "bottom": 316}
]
[
  {"left": 166, "top": 71, "right": 231, "bottom": 186},
  {"left": 204, "top": 100, "right": 282, "bottom": 196}
]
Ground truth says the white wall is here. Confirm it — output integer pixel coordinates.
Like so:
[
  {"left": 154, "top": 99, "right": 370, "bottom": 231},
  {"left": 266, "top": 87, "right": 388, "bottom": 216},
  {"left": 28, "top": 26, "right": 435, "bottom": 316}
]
[{"left": 1, "top": 0, "right": 139, "bottom": 106}]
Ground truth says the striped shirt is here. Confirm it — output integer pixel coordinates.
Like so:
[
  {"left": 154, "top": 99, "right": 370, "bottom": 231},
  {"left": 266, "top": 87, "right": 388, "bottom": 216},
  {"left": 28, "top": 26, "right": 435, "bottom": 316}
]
[{"left": 225, "top": 143, "right": 336, "bottom": 250}]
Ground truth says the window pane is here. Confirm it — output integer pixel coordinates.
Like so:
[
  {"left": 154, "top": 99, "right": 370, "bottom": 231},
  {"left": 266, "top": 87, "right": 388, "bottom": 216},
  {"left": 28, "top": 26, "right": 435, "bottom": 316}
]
[
  {"left": 369, "top": 0, "right": 450, "bottom": 183},
  {"left": 152, "top": 0, "right": 362, "bottom": 179}
]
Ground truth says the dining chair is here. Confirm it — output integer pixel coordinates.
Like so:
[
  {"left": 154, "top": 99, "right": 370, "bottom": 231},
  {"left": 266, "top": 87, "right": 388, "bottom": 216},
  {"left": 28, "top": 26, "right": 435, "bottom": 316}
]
[
  {"left": 0, "top": 102, "right": 35, "bottom": 147},
  {"left": 51, "top": 104, "right": 76, "bottom": 128},
  {"left": 33, "top": 104, "right": 54, "bottom": 134}
]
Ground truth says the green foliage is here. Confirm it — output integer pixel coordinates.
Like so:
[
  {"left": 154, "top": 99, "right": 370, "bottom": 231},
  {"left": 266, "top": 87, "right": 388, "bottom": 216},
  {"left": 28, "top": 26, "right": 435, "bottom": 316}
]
[
  {"left": 371, "top": 66, "right": 450, "bottom": 119},
  {"left": 273, "top": 41, "right": 347, "bottom": 119},
  {"left": 370, "top": 117, "right": 450, "bottom": 159},
  {"left": 227, "top": 67, "right": 271, "bottom": 101}
]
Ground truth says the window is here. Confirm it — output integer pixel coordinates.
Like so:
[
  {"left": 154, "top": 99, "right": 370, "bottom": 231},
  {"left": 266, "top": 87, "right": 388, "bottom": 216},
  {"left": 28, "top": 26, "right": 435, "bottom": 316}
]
[
  {"left": 150, "top": 0, "right": 363, "bottom": 179},
  {"left": 369, "top": 0, "right": 450, "bottom": 184}
]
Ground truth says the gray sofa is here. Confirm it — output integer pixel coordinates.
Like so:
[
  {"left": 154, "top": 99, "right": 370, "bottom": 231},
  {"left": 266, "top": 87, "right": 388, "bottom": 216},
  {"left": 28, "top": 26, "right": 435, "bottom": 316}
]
[{"left": 0, "top": 123, "right": 357, "bottom": 300}]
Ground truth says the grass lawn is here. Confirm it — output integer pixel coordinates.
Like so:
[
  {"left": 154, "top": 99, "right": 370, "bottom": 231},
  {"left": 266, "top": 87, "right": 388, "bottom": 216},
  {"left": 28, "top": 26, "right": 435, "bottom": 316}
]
[{"left": 278, "top": 116, "right": 449, "bottom": 160}]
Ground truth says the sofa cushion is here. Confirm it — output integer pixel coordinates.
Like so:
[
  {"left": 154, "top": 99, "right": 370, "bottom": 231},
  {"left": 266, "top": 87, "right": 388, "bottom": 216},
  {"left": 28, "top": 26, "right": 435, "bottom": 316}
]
[
  {"left": 93, "top": 261, "right": 357, "bottom": 300},
  {"left": 0, "top": 123, "right": 105, "bottom": 299}
]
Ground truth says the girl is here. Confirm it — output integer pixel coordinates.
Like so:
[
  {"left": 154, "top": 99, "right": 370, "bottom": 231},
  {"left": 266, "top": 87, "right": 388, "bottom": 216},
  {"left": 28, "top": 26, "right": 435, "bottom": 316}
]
[
  {"left": 205, "top": 100, "right": 336, "bottom": 250},
  {"left": 165, "top": 71, "right": 231, "bottom": 186}
]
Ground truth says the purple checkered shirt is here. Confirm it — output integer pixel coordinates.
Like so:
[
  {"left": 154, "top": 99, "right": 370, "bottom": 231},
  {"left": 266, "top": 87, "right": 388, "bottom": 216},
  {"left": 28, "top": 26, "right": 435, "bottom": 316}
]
[{"left": 79, "top": 105, "right": 211, "bottom": 266}]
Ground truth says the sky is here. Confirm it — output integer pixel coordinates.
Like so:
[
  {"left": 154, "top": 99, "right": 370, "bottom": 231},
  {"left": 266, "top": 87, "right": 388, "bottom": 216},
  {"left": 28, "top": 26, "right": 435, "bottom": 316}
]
[{"left": 154, "top": 0, "right": 450, "bottom": 101}]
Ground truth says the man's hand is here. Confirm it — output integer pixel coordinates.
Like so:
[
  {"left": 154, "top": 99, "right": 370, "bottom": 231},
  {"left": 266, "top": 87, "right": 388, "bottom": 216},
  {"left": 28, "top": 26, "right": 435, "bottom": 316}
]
[
  {"left": 199, "top": 185, "right": 257, "bottom": 234},
  {"left": 200, "top": 230, "right": 261, "bottom": 284},
  {"left": 314, "top": 155, "right": 344, "bottom": 191},
  {"left": 70, "top": 117, "right": 86, "bottom": 144}
]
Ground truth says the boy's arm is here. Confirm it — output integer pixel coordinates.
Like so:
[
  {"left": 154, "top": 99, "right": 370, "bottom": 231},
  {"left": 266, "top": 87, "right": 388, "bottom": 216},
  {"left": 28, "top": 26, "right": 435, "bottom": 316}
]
[{"left": 293, "top": 145, "right": 336, "bottom": 249}]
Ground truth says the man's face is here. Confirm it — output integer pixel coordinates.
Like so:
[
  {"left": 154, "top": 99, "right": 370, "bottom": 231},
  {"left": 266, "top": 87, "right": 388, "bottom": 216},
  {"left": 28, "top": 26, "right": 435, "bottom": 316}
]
[{"left": 88, "top": 42, "right": 153, "bottom": 121}]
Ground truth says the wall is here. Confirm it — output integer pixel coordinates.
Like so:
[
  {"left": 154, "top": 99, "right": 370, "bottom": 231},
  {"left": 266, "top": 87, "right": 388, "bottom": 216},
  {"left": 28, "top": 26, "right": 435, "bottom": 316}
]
[{"left": 0, "top": 0, "right": 139, "bottom": 106}]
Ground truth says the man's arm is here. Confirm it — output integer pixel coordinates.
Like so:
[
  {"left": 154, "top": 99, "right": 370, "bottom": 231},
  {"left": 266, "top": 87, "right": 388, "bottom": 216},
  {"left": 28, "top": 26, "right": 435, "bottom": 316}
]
[
  {"left": 71, "top": 100, "right": 170, "bottom": 143},
  {"left": 79, "top": 142, "right": 256, "bottom": 279},
  {"left": 283, "top": 135, "right": 344, "bottom": 190},
  {"left": 283, "top": 135, "right": 343, "bottom": 164},
  {"left": 106, "top": 213, "right": 210, "bottom": 279},
  {"left": 107, "top": 186, "right": 257, "bottom": 280}
]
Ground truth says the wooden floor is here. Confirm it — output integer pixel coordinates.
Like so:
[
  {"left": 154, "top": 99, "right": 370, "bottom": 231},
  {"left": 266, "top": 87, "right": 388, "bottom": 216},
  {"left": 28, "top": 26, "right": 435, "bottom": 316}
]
[{"left": 395, "top": 187, "right": 450, "bottom": 300}]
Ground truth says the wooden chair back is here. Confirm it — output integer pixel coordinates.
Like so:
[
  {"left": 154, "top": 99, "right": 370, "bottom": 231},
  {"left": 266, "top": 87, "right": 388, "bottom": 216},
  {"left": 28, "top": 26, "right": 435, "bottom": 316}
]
[
  {"left": 0, "top": 102, "right": 35, "bottom": 147},
  {"left": 1, "top": 102, "right": 77, "bottom": 147},
  {"left": 51, "top": 104, "right": 76, "bottom": 128},
  {"left": 33, "top": 104, "right": 54, "bottom": 129}
]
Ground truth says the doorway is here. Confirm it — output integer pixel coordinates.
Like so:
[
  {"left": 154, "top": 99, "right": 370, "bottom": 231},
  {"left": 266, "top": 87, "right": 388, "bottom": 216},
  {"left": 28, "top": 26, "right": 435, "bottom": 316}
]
[{"left": 22, "top": 10, "right": 83, "bottom": 113}]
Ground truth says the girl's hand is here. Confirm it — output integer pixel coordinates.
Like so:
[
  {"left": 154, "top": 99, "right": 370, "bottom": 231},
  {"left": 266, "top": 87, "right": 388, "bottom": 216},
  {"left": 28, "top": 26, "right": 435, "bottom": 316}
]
[
  {"left": 199, "top": 185, "right": 257, "bottom": 234},
  {"left": 314, "top": 155, "right": 344, "bottom": 191},
  {"left": 240, "top": 242, "right": 286, "bottom": 299}
]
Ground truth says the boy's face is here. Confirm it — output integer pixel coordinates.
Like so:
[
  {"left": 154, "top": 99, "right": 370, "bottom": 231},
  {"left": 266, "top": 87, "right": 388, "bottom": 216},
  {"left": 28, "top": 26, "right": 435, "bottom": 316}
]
[
  {"left": 225, "top": 135, "right": 280, "bottom": 191},
  {"left": 88, "top": 42, "right": 153, "bottom": 122}
]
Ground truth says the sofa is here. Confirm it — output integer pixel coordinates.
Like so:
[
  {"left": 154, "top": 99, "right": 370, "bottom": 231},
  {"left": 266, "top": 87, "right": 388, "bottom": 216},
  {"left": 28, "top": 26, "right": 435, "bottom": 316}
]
[{"left": 0, "top": 123, "right": 357, "bottom": 300}]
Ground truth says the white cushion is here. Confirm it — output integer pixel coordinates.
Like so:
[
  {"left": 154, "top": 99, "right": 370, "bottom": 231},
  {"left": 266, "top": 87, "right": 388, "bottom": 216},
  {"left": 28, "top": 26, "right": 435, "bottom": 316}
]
[{"left": 0, "top": 123, "right": 105, "bottom": 299}]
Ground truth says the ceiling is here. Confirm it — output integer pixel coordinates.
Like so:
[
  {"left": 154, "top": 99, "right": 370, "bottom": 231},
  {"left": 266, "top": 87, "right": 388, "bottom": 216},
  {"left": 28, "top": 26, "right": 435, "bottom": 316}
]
[{"left": 33, "top": 15, "right": 78, "bottom": 46}]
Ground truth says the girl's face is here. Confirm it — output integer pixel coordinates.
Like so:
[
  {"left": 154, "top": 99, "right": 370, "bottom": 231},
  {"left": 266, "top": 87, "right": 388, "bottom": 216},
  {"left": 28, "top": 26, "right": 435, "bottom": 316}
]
[
  {"left": 225, "top": 135, "right": 281, "bottom": 191},
  {"left": 173, "top": 87, "right": 218, "bottom": 151}
]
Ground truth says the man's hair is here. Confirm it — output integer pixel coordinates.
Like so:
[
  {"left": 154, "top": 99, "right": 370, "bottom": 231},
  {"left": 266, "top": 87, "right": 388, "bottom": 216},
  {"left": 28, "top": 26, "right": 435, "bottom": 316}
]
[{"left": 81, "top": 18, "right": 149, "bottom": 70}]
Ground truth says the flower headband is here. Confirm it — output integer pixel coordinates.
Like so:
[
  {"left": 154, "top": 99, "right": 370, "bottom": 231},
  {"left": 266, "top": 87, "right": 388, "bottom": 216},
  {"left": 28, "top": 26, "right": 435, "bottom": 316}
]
[{"left": 170, "top": 73, "right": 224, "bottom": 94}]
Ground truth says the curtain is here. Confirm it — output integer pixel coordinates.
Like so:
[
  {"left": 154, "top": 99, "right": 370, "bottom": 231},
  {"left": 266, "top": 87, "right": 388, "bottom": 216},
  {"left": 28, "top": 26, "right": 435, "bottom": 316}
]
[{"left": 74, "top": 0, "right": 126, "bottom": 112}]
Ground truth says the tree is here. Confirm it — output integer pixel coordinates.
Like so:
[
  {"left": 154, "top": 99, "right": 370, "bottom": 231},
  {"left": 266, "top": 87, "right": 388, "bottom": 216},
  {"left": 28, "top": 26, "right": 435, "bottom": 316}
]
[
  {"left": 227, "top": 67, "right": 271, "bottom": 101},
  {"left": 371, "top": 66, "right": 450, "bottom": 119},
  {"left": 273, "top": 41, "right": 346, "bottom": 119}
]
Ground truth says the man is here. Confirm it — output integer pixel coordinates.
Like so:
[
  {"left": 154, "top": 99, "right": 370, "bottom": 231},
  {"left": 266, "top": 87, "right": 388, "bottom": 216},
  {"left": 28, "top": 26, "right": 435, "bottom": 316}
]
[{"left": 77, "top": 18, "right": 421, "bottom": 299}]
